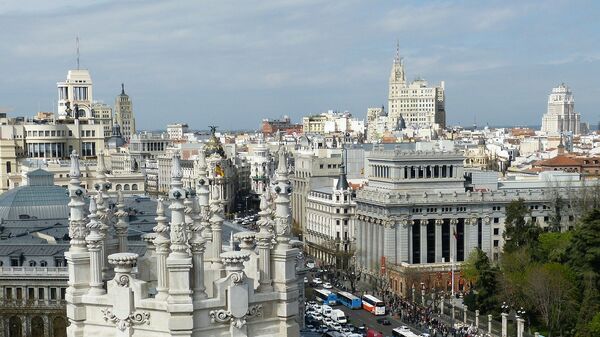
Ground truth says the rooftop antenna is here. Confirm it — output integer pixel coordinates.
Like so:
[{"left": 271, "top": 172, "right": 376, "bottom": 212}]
[
  {"left": 76, "top": 36, "right": 80, "bottom": 70},
  {"left": 395, "top": 39, "right": 400, "bottom": 62}
]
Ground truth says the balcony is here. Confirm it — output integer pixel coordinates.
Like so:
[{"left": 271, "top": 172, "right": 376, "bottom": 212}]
[{"left": 0, "top": 267, "right": 69, "bottom": 277}]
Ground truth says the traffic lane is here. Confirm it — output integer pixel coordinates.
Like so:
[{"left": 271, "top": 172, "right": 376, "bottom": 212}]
[{"left": 335, "top": 304, "right": 424, "bottom": 337}]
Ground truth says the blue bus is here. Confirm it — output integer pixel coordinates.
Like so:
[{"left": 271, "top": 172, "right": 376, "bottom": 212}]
[
  {"left": 314, "top": 289, "right": 337, "bottom": 305},
  {"left": 337, "top": 291, "right": 362, "bottom": 309}
]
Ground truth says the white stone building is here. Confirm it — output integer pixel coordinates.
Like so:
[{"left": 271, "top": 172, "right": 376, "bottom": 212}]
[
  {"left": 57, "top": 69, "right": 94, "bottom": 120},
  {"left": 304, "top": 166, "right": 356, "bottom": 268},
  {"left": 64, "top": 146, "right": 302, "bottom": 337},
  {"left": 387, "top": 46, "right": 446, "bottom": 131},
  {"left": 541, "top": 83, "right": 581, "bottom": 135},
  {"left": 354, "top": 146, "right": 586, "bottom": 296}
]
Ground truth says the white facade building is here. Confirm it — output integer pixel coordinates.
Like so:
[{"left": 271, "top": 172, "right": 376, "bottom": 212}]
[
  {"left": 114, "top": 84, "right": 136, "bottom": 142},
  {"left": 57, "top": 70, "right": 94, "bottom": 119},
  {"left": 541, "top": 83, "right": 581, "bottom": 135},
  {"left": 387, "top": 47, "right": 446, "bottom": 131}
]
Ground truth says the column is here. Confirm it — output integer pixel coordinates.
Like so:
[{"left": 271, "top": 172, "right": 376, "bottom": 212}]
[
  {"left": 153, "top": 198, "right": 170, "bottom": 301},
  {"left": 366, "top": 220, "right": 372, "bottom": 271},
  {"left": 435, "top": 219, "right": 443, "bottom": 263},
  {"left": 398, "top": 221, "right": 409, "bottom": 263},
  {"left": 190, "top": 195, "right": 207, "bottom": 301},
  {"left": 85, "top": 198, "right": 105, "bottom": 295},
  {"left": 501, "top": 313, "right": 508, "bottom": 337},
  {"left": 407, "top": 221, "right": 413, "bottom": 263},
  {"left": 481, "top": 217, "right": 492, "bottom": 255},
  {"left": 420, "top": 220, "right": 427, "bottom": 264},
  {"left": 450, "top": 219, "right": 458, "bottom": 263},
  {"left": 377, "top": 223, "right": 384, "bottom": 269},
  {"left": 384, "top": 222, "right": 396, "bottom": 264},
  {"left": 467, "top": 218, "right": 479, "bottom": 258}
]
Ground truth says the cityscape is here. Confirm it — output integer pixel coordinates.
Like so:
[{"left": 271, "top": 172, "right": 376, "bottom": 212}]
[{"left": 1, "top": 2, "right": 599, "bottom": 337}]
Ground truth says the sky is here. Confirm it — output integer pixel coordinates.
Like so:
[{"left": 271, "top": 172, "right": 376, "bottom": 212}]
[{"left": 1, "top": 0, "right": 600, "bottom": 131}]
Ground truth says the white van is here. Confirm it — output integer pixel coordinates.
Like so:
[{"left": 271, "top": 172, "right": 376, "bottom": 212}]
[
  {"left": 321, "top": 305, "right": 333, "bottom": 318},
  {"left": 330, "top": 309, "right": 347, "bottom": 324}
]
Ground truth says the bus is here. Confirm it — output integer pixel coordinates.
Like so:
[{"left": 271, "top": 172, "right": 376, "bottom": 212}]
[
  {"left": 361, "top": 294, "right": 385, "bottom": 315},
  {"left": 314, "top": 289, "right": 337, "bottom": 305},
  {"left": 337, "top": 291, "right": 362, "bottom": 309},
  {"left": 392, "top": 327, "right": 421, "bottom": 337}
]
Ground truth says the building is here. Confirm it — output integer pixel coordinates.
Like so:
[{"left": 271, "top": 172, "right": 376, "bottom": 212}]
[
  {"left": 304, "top": 166, "right": 356, "bottom": 268},
  {"left": 366, "top": 106, "right": 388, "bottom": 143},
  {"left": 354, "top": 146, "right": 583, "bottom": 297},
  {"left": 541, "top": 83, "right": 581, "bottom": 135},
  {"left": 387, "top": 46, "right": 446, "bottom": 131},
  {"left": 128, "top": 132, "right": 170, "bottom": 163},
  {"left": 167, "top": 123, "right": 189, "bottom": 140},
  {"left": 261, "top": 116, "right": 303, "bottom": 136},
  {"left": 291, "top": 143, "right": 342, "bottom": 239},
  {"left": 64, "top": 148, "right": 302, "bottom": 337},
  {"left": 56, "top": 69, "right": 94, "bottom": 120},
  {"left": 302, "top": 110, "right": 364, "bottom": 137},
  {"left": 247, "top": 139, "right": 273, "bottom": 207},
  {"left": 91, "top": 102, "right": 113, "bottom": 139},
  {"left": 114, "top": 84, "right": 136, "bottom": 142}
]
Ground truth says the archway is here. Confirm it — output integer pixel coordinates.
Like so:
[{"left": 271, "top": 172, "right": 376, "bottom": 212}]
[
  {"left": 9, "top": 316, "right": 22, "bottom": 337},
  {"left": 31, "top": 316, "right": 44, "bottom": 337},
  {"left": 52, "top": 316, "right": 67, "bottom": 337}
]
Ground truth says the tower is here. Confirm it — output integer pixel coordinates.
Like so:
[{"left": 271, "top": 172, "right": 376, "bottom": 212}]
[
  {"left": 57, "top": 70, "right": 94, "bottom": 119},
  {"left": 541, "top": 83, "right": 581, "bottom": 135},
  {"left": 114, "top": 83, "right": 136, "bottom": 142}
]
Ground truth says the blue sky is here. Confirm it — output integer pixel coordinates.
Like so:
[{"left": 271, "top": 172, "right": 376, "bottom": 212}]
[{"left": 1, "top": 0, "right": 600, "bottom": 130}]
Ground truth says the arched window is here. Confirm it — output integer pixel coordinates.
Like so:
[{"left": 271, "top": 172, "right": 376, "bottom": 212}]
[
  {"left": 32, "top": 316, "right": 44, "bottom": 337},
  {"left": 9, "top": 316, "right": 22, "bottom": 337},
  {"left": 116, "top": 184, "right": 122, "bottom": 191},
  {"left": 124, "top": 184, "right": 130, "bottom": 191},
  {"left": 132, "top": 184, "right": 138, "bottom": 191},
  {"left": 29, "top": 260, "right": 37, "bottom": 267},
  {"left": 40, "top": 260, "right": 47, "bottom": 267}
]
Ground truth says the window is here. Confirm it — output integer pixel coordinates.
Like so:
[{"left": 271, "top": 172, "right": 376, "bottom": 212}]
[
  {"left": 10, "top": 258, "right": 19, "bottom": 266},
  {"left": 40, "top": 260, "right": 47, "bottom": 267},
  {"left": 493, "top": 228, "right": 499, "bottom": 235},
  {"left": 28, "top": 288, "right": 34, "bottom": 300},
  {"left": 6, "top": 161, "right": 11, "bottom": 173},
  {"left": 493, "top": 240, "right": 499, "bottom": 247},
  {"left": 6, "top": 288, "right": 12, "bottom": 299},
  {"left": 38, "top": 288, "right": 45, "bottom": 300},
  {"left": 50, "top": 288, "right": 57, "bottom": 300},
  {"left": 493, "top": 218, "right": 499, "bottom": 223},
  {"left": 29, "top": 260, "right": 36, "bottom": 267}
]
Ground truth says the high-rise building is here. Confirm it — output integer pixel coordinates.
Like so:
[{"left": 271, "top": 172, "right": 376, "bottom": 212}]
[
  {"left": 387, "top": 45, "right": 446, "bottom": 131},
  {"left": 91, "top": 102, "right": 113, "bottom": 138},
  {"left": 541, "top": 83, "right": 581, "bottom": 135},
  {"left": 114, "top": 84, "right": 136, "bottom": 142}
]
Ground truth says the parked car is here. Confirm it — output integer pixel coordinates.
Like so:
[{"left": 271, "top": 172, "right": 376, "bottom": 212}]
[
  {"left": 323, "top": 282, "right": 333, "bottom": 289},
  {"left": 313, "top": 277, "right": 323, "bottom": 285},
  {"left": 376, "top": 318, "right": 391, "bottom": 325}
]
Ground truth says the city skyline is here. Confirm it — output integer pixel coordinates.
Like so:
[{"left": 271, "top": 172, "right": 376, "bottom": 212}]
[{"left": 2, "top": 0, "right": 600, "bottom": 130}]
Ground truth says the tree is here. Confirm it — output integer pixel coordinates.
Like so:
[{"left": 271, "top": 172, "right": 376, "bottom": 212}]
[
  {"left": 535, "top": 231, "right": 572, "bottom": 263},
  {"left": 575, "top": 273, "right": 600, "bottom": 337},
  {"left": 566, "top": 209, "right": 600, "bottom": 277},
  {"left": 462, "top": 248, "right": 498, "bottom": 313},
  {"left": 344, "top": 261, "right": 362, "bottom": 294},
  {"left": 504, "top": 199, "right": 541, "bottom": 253},
  {"left": 525, "top": 263, "right": 577, "bottom": 337}
]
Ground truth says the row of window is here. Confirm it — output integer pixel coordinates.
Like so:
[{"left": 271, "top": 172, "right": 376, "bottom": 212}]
[
  {"left": 0, "top": 257, "right": 65, "bottom": 267},
  {"left": 4, "top": 286, "right": 66, "bottom": 301}
]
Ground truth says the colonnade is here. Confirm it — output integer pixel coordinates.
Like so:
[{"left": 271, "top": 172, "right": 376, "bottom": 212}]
[
  {"left": 356, "top": 215, "right": 491, "bottom": 272},
  {"left": 369, "top": 164, "right": 461, "bottom": 180}
]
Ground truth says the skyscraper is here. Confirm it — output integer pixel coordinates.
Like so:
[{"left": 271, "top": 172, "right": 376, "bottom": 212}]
[
  {"left": 387, "top": 45, "right": 446, "bottom": 131},
  {"left": 56, "top": 69, "right": 94, "bottom": 119},
  {"left": 114, "top": 83, "right": 136, "bottom": 142},
  {"left": 541, "top": 83, "right": 581, "bottom": 135}
]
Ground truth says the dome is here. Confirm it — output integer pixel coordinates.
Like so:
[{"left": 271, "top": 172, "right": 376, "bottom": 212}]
[
  {"left": 204, "top": 126, "right": 225, "bottom": 158},
  {"left": 0, "top": 170, "right": 69, "bottom": 220}
]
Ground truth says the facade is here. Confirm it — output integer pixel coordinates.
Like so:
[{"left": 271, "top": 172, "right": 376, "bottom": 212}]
[
  {"left": 91, "top": 102, "right": 113, "bottom": 139},
  {"left": 541, "top": 83, "right": 581, "bottom": 135},
  {"left": 291, "top": 147, "right": 343, "bottom": 239},
  {"left": 387, "top": 48, "right": 445, "bottom": 130},
  {"left": 261, "top": 116, "right": 303, "bottom": 136},
  {"left": 304, "top": 167, "right": 356, "bottom": 268},
  {"left": 114, "top": 84, "right": 136, "bottom": 142},
  {"left": 167, "top": 123, "right": 189, "bottom": 140},
  {"left": 65, "top": 147, "right": 302, "bottom": 337},
  {"left": 354, "top": 146, "right": 581, "bottom": 297},
  {"left": 128, "top": 132, "right": 170, "bottom": 163},
  {"left": 57, "top": 70, "right": 94, "bottom": 120},
  {"left": 247, "top": 140, "right": 273, "bottom": 200},
  {"left": 366, "top": 106, "right": 388, "bottom": 143},
  {"left": 302, "top": 111, "right": 365, "bottom": 137}
]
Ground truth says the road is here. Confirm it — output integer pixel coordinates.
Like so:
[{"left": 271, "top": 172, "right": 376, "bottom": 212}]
[{"left": 305, "top": 282, "right": 425, "bottom": 337}]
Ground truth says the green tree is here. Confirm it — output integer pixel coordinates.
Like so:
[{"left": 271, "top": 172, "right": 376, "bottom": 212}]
[
  {"left": 536, "top": 231, "right": 572, "bottom": 263},
  {"left": 462, "top": 248, "right": 498, "bottom": 313},
  {"left": 588, "top": 313, "right": 600, "bottom": 336},
  {"left": 504, "top": 199, "right": 542, "bottom": 253},
  {"left": 575, "top": 273, "right": 600, "bottom": 337},
  {"left": 566, "top": 209, "right": 600, "bottom": 277}
]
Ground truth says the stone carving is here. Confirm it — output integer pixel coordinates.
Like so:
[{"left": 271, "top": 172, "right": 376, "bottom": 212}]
[
  {"left": 102, "top": 307, "right": 150, "bottom": 332},
  {"left": 117, "top": 275, "right": 130, "bottom": 287},
  {"left": 209, "top": 305, "right": 263, "bottom": 329}
]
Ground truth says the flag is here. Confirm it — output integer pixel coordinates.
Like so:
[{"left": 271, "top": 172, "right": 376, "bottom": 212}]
[{"left": 215, "top": 164, "right": 224, "bottom": 177}]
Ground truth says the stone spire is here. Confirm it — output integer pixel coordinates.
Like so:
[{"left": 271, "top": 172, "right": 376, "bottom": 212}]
[
  {"left": 86, "top": 197, "right": 105, "bottom": 295},
  {"left": 114, "top": 190, "right": 129, "bottom": 253},
  {"left": 153, "top": 198, "right": 170, "bottom": 301},
  {"left": 273, "top": 146, "right": 292, "bottom": 249},
  {"left": 209, "top": 183, "right": 225, "bottom": 268},
  {"left": 336, "top": 164, "right": 350, "bottom": 191},
  {"left": 68, "top": 150, "right": 87, "bottom": 251},
  {"left": 168, "top": 152, "right": 188, "bottom": 257},
  {"left": 189, "top": 186, "right": 208, "bottom": 300}
]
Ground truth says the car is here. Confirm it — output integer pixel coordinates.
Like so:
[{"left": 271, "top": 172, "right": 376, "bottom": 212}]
[
  {"left": 311, "top": 313, "right": 322, "bottom": 321},
  {"left": 376, "top": 318, "right": 391, "bottom": 326},
  {"left": 323, "top": 317, "right": 333, "bottom": 326},
  {"left": 323, "top": 282, "right": 333, "bottom": 289},
  {"left": 330, "top": 322, "right": 342, "bottom": 331},
  {"left": 313, "top": 277, "right": 323, "bottom": 285},
  {"left": 304, "top": 277, "right": 308, "bottom": 283}
]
